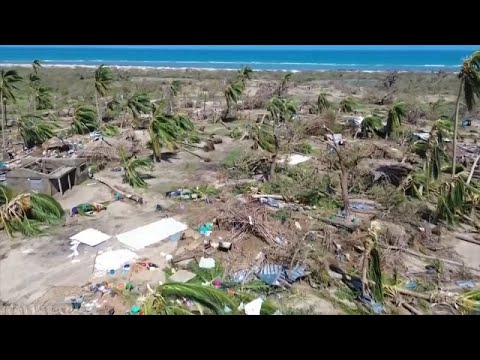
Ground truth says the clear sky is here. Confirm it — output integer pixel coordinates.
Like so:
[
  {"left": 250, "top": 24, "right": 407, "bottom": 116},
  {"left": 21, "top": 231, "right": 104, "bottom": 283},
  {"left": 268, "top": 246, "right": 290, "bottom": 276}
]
[{"left": 4, "top": 45, "right": 480, "bottom": 51}]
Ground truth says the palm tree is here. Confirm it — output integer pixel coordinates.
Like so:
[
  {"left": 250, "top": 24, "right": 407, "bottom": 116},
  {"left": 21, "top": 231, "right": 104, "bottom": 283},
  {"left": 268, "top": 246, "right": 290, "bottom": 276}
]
[
  {"left": 451, "top": 50, "right": 480, "bottom": 177},
  {"left": 255, "top": 97, "right": 298, "bottom": 179},
  {"left": 360, "top": 114, "right": 383, "bottom": 138},
  {"left": 94, "top": 64, "right": 113, "bottom": 125},
  {"left": 317, "top": 92, "right": 331, "bottom": 113},
  {"left": 385, "top": 102, "right": 407, "bottom": 139},
  {"left": 32, "top": 60, "right": 42, "bottom": 75},
  {"left": 0, "top": 70, "right": 22, "bottom": 159},
  {"left": 72, "top": 106, "right": 97, "bottom": 134},
  {"left": 339, "top": 97, "right": 357, "bottom": 113},
  {"left": 166, "top": 80, "right": 182, "bottom": 114},
  {"left": 267, "top": 97, "right": 297, "bottom": 124},
  {"left": 222, "top": 66, "right": 253, "bottom": 120},
  {"left": 237, "top": 65, "right": 253, "bottom": 85},
  {"left": 28, "top": 74, "right": 40, "bottom": 111},
  {"left": 125, "top": 93, "right": 153, "bottom": 128},
  {"left": 223, "top": 79, "right": 244, "bottom": 119},
  {"left": 121, "top": 154, "right": 154, "bottom": 188},
  {"left": 409, "top": 119, "right": 452, "bottom": 196},
  {"left": 17, "top": 114, "right": 58, "bottom": 148},
  {"left": 148, "top": 113, "right": 181, "bottom": 162},
  {"left": 36, "top": 86, "right": 54, "bottom": 110},
  {"left": 277, "top": 73, "right": 292, "bottom": 98}
]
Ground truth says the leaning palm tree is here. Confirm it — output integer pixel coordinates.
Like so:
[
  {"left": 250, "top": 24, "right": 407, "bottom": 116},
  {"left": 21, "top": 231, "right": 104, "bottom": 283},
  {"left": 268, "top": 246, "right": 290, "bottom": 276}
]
[
  {"left": 32, "top": 60, "right": 42, "bottom": 75},
  {"left": 277, "top": 73, "right": 292, "bottom": 98},
  {"left": 385, "top": 101, "right": 408, "bottom": 139},
  {"left": 125, "top": 93, "right": 153, "bottom": 128},
  {"left": 166, "top": 80, "right": 182, "bottom": 114},
  {"left": 17, "top": 114, "right": 58, "bottom": 148},
  {"left": 0, "top": 70, "right": 22, "bottom": 159},
  {"left": 451, "top": 50, "right": 480, "bottom": 177},
  {"left": 339, "top": 97, "right": 357, "bottom": 113},
  {"left": 148, "top": 113, "right": 181, "bottom": 162},
  {"left": 317, "top": 92, "right": 331, "bottom": 113},
  {"left": 223, "top": 79, "right": 244, "bottom": 120},
  {"left": 94, "top": 64, "right": 113, "bottom": 125},
  {"left": 72, "top": 106, "right": 97, "bottom": 134},
  {"left": 237, "top": 65, "right": 253, "bottom": 85}
]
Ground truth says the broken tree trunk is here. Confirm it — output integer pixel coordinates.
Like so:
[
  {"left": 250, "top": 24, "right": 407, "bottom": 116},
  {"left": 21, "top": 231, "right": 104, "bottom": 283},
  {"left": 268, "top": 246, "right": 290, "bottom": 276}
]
[
  {"left": 94, "top": 177, "right": 144, "bottom": 204},
  {"left": 313, "top": 216, "right": 360, "bottom": 233},
  {"left": 454, "top": 233, "right": 480, "bottom": 246},
  {"left": 251, "top": 194, "right": 285, "bottom": 200},
  {"left": 384, "top": 246, "right": 480, "bottom": 274}
]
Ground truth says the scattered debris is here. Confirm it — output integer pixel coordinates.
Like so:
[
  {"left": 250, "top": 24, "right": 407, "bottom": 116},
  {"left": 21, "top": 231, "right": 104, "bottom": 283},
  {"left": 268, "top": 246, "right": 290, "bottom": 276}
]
[
  {"left": 244, "top": 298, "right": 263, "bottom": 315},
  {"left": 456, "top": 280, "right": 476, "bottom": 289}
]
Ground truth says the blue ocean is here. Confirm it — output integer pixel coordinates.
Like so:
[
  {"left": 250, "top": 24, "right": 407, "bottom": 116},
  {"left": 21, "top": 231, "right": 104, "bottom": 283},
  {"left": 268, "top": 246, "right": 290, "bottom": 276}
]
[{"left": 0, "top": 45, "right": 478, "bottom": 72}]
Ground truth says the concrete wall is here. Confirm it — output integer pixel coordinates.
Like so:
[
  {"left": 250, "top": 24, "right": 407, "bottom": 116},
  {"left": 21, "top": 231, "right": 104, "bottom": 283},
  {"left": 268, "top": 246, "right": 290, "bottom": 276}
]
[
  {"left": 7, "top": 158, "right": 89, "bottom": 194},
  {"left": 5, "top": 177, "right": 52, "bottom": 195}
]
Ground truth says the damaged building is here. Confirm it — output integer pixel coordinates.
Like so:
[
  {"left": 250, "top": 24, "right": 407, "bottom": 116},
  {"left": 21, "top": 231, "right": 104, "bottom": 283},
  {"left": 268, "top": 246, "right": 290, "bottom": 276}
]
[{"left": 6, "top": 158, "right": 89, "bottom": 195}]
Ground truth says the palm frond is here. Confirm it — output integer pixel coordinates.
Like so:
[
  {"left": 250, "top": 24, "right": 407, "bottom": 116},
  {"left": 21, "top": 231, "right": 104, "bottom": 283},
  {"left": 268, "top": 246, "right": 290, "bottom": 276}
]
[
  {"left": 157, "top": 283, "right": 237, "bottom": 315},
  {"left": 0, "top": 192, "right": 64, "bottom": 238},
  {"left": 94, "top": 64, "right": 113, "bottom": 97},
  {"left": 267, "top": 97, "right": 297, "bottom": 123},
  {"left": 254, "top": 124, "right": 277, "bottom": 154},
  {"left": 72, "top": 105, "right": 97, "bottom": 134},
  {"left": 127, "top": 93, "right": 152, "bottom": 118},
  {"left": 339, "top": 97, "right": 357, "bottom": 113},
  {"left": 169, "top": 80, "right": 182, "bottom": 97},
  {"left": 0, "top": 69, "right": 23, "bottom": 103},
  {"left": 368, "top": 247, "right": 384, "bottom": 303},
  {"left": 435, "top": 175, "right": 480, "bottom": 225},
  {"left": 361, "top": 115, "right": 383, "bottom": 135},
  {"left": 18, "top": 114, "right": 58, "bottom": 148},
  {"left": 317, "top": 92, "right": 331, "bottom": 112},
  {"left": 122, "top": 156, "right": 153, "bottom": 188},
  {"left": 101, "top": 124, "right": 120, "bottom": 137}
]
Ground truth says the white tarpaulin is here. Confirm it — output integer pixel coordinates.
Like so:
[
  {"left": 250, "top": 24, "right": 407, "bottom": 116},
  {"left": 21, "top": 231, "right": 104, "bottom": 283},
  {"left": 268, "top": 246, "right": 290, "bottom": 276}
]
[
  {"left": 116, "top": 218, "right": 188, "bottom": 250},
  {"left": 277, "top": 154, "right": 311, "bottom": 166},
  {"left": 69, "top": 228, "right": 111, "bottom": 247},
  {"left": 94, "top": 249, "right": 138, "bottom": 272}
]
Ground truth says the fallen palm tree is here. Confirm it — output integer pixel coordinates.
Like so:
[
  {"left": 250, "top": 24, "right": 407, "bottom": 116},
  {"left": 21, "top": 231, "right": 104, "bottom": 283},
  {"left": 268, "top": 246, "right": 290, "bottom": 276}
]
[{"left": 0, "top": 186, "right": 64, "bottom": 238}]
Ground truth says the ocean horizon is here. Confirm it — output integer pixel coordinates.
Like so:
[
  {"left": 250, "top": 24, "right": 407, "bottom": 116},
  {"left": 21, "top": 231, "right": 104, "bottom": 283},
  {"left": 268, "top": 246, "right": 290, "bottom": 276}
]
[{"left": 0, "top": 45, "right": 478, "bottom": 72}]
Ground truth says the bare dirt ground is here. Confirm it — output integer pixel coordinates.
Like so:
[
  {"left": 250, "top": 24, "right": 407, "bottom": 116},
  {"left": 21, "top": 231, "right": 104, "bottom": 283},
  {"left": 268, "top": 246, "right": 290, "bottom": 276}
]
[{"left": 0, "top": 131, "right": 246, "bottom": 311}]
